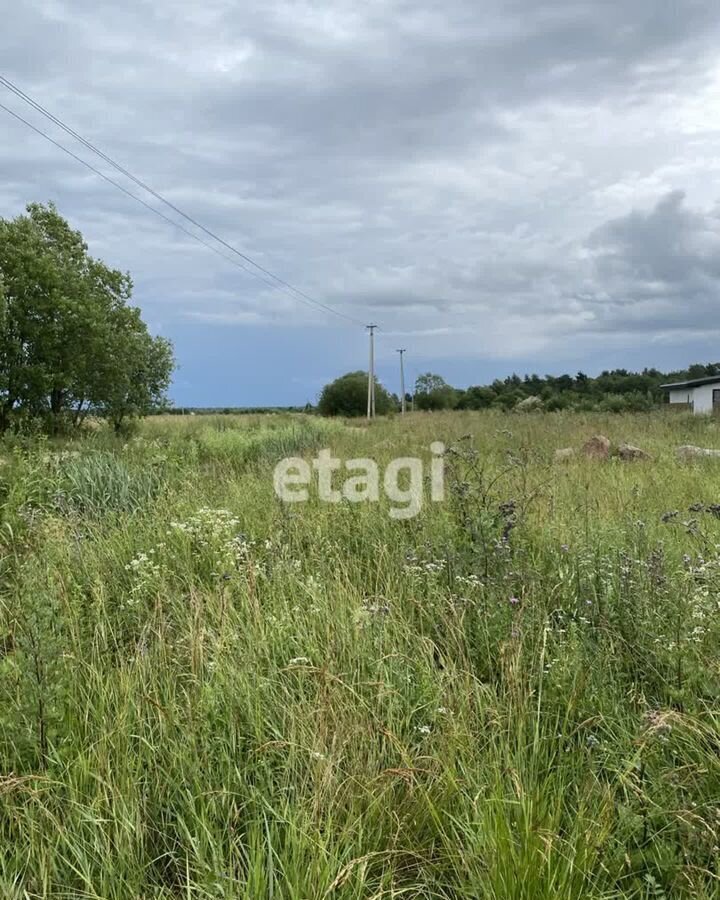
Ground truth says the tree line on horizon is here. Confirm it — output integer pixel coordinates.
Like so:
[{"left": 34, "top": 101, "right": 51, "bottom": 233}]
[
  {"left": 4, "top": 200, "right": 709, "bottom": 428},
  {"left": 317, "top": 364, "right": 720, "bottom": 417}
]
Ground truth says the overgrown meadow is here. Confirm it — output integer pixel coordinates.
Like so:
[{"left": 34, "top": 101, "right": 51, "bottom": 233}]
[{"left": 1, "top": 410, "right": 720, "bottom": 899}]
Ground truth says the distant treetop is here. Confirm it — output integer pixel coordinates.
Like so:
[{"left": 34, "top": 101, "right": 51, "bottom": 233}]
[{"left": 318, "top": 371, "right": 393, "bottom": 417}]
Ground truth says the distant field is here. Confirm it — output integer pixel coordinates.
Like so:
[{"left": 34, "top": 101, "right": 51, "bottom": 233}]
[{"left": 1, "top": 410, "right": 720, "bottom": 898}]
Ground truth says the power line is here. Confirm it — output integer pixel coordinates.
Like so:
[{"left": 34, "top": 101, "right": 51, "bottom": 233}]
[
  {"left": 0, "top": 101, "right": 248, "bottom": 272},
  {"left": 0, "top": 74, "right": 365, "bottom": 326},
  {"left": 0, "top": 74, "right": 362, "bottom": 325},
  {"left": 0, "top": 98, "right": 345, "bottom": 321}
]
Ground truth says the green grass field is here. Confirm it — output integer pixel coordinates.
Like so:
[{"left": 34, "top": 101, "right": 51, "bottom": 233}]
[{"left": 1, "top": 410, "right": 720, "bottom": 898}]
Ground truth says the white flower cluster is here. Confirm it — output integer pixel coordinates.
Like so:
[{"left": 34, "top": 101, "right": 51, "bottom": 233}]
[
  {"left": 125, "top": 549, "right": 162, "bottom": 575},
  {"left": 124, "top": 508, "right": 264, "bottom": 597},
  {"left": 684, "top": 550, "right": 720, "bottom": 643},
  {"left": 124, "top": 547, "right": 165, "bottom": 602},
  {"left": 403, "top": 556, "right": 446, "bottom": 577},
  {"left": 168, "top": 508, "right": 241, "bottom": 542},
  {"left": 125, "top": 544, "right": 165, "bottom": 577},
  {"left": 648, "top": 548, "right": 720, "bottom": 650},
  {"left": 454, "top": 573, "right": 483, "bottom": 588},
  {"left": 167, "top": 508, "right": 268, "bottom": 574},
  {"left": 227, "top": 534, "right": 254, "bottom": 562},
  {"left": 403, "top": 553, "right": 486, "bottom": 590}
]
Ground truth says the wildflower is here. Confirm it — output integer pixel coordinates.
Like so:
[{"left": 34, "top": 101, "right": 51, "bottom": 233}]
[
  {"left": 288, "top": 656, "right": 311, "bottom": 666},
  {"left": 415, "top": 724, "right": 432, "bottom": 735},
  {"left": 363, "top": 599, "right": 389, "bottom": 616},
  {"left": 169, "top": 508, "right": 242, "bottom": 540},
  {"left": 455, "top": 573, "right": 482, "bottom": 587},
  {"left": 643, "top": 709, "right": 673, "bottom": 739},
  {"left": 508, "top": 596, "right": 520, "bottom": 607},
  {"left": 403, "top": 557, "right": 446, "bottom": 577},
  {"left": 125, "top": 551, "right": 161, "bottom": 577}
]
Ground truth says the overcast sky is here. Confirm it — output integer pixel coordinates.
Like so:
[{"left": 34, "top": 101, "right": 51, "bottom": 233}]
[{"left": 3, "top": 0, "right": 720, "bottom": 405}]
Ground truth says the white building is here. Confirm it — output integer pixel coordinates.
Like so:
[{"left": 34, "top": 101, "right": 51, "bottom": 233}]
[{"left": 661, "top": 375, "right": 720, "bottom": 414}]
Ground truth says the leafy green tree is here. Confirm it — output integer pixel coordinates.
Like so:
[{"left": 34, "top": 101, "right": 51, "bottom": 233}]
[
  {"left": 94, "top": 305, "right": 174, "bottom": 432},
  {"left": 413, "top": 372, "right": 458, "bottom": 411},
  {"left": 458, "top": 385, "right": 496, "bottom": 410},
  {"left": 318, "top": 371, "right": 394, "bottom": 417},
  {"left": 0, "top": 202, "right": 174, "bottom": 433}
]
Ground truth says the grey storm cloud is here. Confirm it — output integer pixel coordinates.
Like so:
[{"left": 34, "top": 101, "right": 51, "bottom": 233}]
[
  {"left": 581, "top": 191, "right": 720, "bottom": 335},
  {"left": 589, "top": 191, "right": 720, "bottom": 287},
  {"left": 2, "top": 0, "right": 720, "bottom": 364}
]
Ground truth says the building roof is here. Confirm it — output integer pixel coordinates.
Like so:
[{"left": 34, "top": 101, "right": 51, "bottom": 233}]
[{"left": 660, "top": 375, "right": 720, "bottom": 390}]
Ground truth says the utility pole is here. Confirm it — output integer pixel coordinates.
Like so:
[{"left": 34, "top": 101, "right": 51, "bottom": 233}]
[
  {"left": 366, "top": 324, "right": 378, "bottom": 420},
  {"left": 396, "top": 348, "right": 406, "bottom": 414}
]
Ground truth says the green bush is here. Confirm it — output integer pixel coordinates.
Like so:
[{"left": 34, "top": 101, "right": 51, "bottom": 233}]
[{"left": 318, "top": 371, "right": 394, "bottom": 417}]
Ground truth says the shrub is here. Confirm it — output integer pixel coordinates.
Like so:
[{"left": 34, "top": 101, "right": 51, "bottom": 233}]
[
  {"left": 515, "top": 395, "right": 543, "bottom": 412},
  {"left": 318, "top": 371, "right": 394, "bottom": 417},
  {"left": 545, "top": 394, "right": 571, "bottom": 411},
  {"left": 458, "top": 386, "right": 496, "bottom": 409}
]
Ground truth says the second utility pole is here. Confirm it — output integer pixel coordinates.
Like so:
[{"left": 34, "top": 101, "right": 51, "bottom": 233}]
[
  {"left": 366, "top": 324, "right": 377, "bottom": 420},
  {"left": 396, "top": 348, "right": 406, "bottom": 414}
]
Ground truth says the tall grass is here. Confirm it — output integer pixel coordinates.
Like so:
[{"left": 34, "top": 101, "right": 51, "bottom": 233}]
[{"left": 0, "top": 410, "right": 719, "bottom": 897}]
